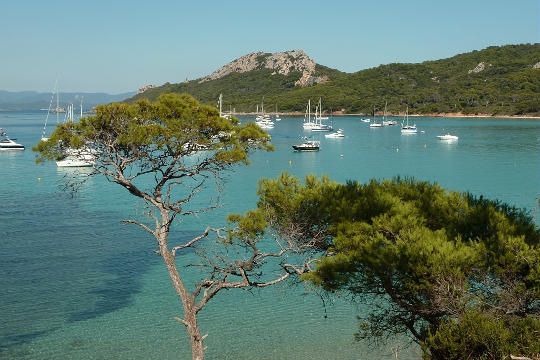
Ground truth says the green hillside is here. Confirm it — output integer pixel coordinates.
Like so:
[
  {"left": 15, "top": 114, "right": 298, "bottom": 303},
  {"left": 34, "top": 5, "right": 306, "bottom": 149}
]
[{"left": 132, "top": 44, "right": 540, "bottom": 116}]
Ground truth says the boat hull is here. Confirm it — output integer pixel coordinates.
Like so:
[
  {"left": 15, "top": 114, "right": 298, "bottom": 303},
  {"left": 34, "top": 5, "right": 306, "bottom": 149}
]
[
  {"left": 292, "top": 145, "right": 319, "bottom": 151},
  {"left": 0, "top": 145, "right": 25, "bottom": 150}
]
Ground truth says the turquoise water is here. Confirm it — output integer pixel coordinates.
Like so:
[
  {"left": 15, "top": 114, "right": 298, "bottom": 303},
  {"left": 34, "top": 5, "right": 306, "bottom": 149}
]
[{"left": 1, "top": 112, "right": 539, "bottom": 359}]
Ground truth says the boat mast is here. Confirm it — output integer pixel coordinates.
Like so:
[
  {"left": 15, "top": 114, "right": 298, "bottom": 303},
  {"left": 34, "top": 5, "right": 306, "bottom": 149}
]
[
  {"left": 80, "top": 96, "right": 83, "bottom": 120},
  {"left": 56, "top": 86, "right": 59, "bottom": 124},
  {"left": 406, "top": 105, "right": 409, "bottom": 126},
  {"left": 41, "top": 80, "right": 57, "bottom": 140},
  {"left": 218, "top": 93, "right": 223, "bottom": 117}
]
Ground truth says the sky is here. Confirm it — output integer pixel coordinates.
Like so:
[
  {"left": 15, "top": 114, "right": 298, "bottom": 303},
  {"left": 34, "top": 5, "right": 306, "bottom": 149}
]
[{"left": 1, "top": 0, "right": 538, "bottom": 94}]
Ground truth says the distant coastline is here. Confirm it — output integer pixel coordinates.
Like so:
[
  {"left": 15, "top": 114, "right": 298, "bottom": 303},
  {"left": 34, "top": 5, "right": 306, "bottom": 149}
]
[{"left": 233, "top": 112, "right": 540, "bottom": 119}]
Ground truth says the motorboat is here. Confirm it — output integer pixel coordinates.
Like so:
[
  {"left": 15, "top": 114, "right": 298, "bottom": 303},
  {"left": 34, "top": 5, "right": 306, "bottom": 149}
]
[
  {"left": 382, "top": 120, "right": 398, "bottom": 126},
  {"left": 256, "top": 117, "right": 274, "bottom": 129},
  {"left": 325, "top": 129, "right": 345, "bottom": 138},
  {"left": 401, "top": 125, "right": 417, "bottom": 134},
  {"left": 292, "top": 139, "right": 320, "bottom": 151},
  {"left": 360, "top": 118, "right": 371, "bottom": 123},
  {"left": 437, "top": 134, "right": 459, "bottom": 141},
  {"left": 311, "top": 123, "right": 333, "bottom": 132},
  {"left": 0, "top": 128, "right": 25, "bottom": 150}
]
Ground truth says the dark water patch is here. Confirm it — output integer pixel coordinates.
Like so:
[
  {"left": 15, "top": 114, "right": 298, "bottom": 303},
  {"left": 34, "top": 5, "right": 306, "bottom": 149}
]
[
  {"left": 0, "top": 328, "right": 55, "bottom": 354},
  {"left": 67, "top": 229, "right": 201, "bottom": 323},
  {"left": 67, "top": 248, "right": 157, "bottom": 322}
]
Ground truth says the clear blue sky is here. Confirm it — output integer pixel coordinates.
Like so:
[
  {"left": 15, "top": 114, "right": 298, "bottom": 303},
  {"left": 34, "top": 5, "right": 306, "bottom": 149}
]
[{"left": 1, "top": 0, "right": 538, "bottom": 93}]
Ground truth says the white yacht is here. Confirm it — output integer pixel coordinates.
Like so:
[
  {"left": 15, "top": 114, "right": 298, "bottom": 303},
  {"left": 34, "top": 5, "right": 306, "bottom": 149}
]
[
  {"left": 360, "top": 118, "right": 371, "bottom": 123},
  {"left": 325, "top": 129, "right": 345, "bottom": 138},
  {"left": 0, "top": 129, "right": 25, "bottom": 150},
  {"left": 56, "top": 148, "right": 96, "bottom": 167},
  {"left": 437, "top": 134, "right": 459, "bottom": 141},
  {"left": 383, "top": 119, "right": 398, "bottom": 126}
]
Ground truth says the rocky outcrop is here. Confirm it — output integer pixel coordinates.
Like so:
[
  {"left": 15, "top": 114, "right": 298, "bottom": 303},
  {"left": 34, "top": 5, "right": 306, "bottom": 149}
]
[
  {"left": 533, "top": 61, "right": 540, "bottom": 69},
  {"left": 468, "top": 62, "right": 491, "bottom": 74},
  {"left": 200, "top": 50, "right": 328, "bottom": 87}
]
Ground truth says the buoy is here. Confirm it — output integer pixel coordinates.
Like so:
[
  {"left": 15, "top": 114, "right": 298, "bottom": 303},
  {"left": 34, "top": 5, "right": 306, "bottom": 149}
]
[
  {"left": 340, "top": 154, "right": 344, "bottom": 157},
  {"left": 37, "top": 177, "right": 41, "bottom": 181},
  {"left": 396, "top": 148, "right": 399, "bottom": 152},
  {"left": 288, "top": 160, "right": 292, "bottom": 166}
]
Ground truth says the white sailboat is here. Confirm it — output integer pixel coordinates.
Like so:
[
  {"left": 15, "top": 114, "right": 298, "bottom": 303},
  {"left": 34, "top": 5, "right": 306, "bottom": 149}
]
[
  {"left": 302, "top": 99, "right": 317, "bottom": 129},
  {"left": 56, "top": 103, "right": 96, "bottom": 167},
  {"left": 255, "top": 97, "right": 274, "bottom": 129},
  {"left": 311, "top": 98, "right": 333, "bottom": 132},
  {"left": 315, "top": 97, "right": 329, "bottom": 120},
  {"left": 370, "top": 105, "right": 383, "bottom": 128},
  {"left": 218, "top": 93, "right": 232, "bottom": 120},
  {"left": 274, "top": 104, "right": 281, "bottom": 121},
  {"left": 400, "top": 106, "right": 417, "bottom": 134},
  {"left": 382, "top": 102, "right": 398, "bottom": 126},
  {"left": 41, "top": 83, "right": 56, "bottom": 142}
]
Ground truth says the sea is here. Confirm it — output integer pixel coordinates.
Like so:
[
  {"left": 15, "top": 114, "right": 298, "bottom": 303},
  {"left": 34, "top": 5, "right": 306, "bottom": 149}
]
[{"left": 1, "top": 111, "right": 539, "bottom": 360}]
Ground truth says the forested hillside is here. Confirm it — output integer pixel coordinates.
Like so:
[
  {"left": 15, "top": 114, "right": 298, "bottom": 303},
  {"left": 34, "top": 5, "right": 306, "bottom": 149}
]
[{"left": 132, "top": 44, "right": 540, "bottom": 116}]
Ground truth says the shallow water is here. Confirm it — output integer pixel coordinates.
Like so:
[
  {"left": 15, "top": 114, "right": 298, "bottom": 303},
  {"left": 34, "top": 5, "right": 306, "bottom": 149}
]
[{"left": 1, "top": 112, "right": 539, "bottom": 359}]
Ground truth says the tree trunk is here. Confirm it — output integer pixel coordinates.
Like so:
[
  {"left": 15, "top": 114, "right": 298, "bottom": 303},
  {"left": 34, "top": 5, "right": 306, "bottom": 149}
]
[{"left": 158, "top": 230, "right": 205, "bottom": 360}]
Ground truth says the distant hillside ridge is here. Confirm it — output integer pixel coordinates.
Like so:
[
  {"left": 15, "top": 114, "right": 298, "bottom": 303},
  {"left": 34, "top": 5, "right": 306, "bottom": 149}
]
[
  {"left": 132, "top": 44, "right": 540, "bottom": 116},
  {"left": 0, "top": 90, "right": 135, "bottom": 111}
]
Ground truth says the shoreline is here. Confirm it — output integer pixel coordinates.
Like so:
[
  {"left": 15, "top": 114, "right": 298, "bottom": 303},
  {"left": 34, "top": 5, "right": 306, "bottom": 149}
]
[{"left": 233, "top": 112, "right": 540, "bottom": 119}]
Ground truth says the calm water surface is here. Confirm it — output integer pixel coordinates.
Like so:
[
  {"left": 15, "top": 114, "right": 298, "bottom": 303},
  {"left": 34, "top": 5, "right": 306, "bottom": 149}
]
[{"left": 1, "top": 112, "right": 539, "bottom": 359}]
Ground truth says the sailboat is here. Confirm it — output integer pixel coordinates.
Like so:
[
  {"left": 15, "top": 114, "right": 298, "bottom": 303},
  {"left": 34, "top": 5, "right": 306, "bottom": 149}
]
[
  {"left": 302, "top": 99, "right": 317, "bottom": 129},
  {"left": 275, "top": 104, "right": 281, "bottom": 121},
  {"left": 311, "top": 98, "right": 333, "bottom": 132},
  {"left": 218, "top": 93, "right": 232, "bottom": 120},
  {"left": 55, "top": 103, "right": 96, "bottom": 167},
  {"left": 382, "top": 102, "right": 398, "bottom": 126},
  {"left": 369, "top": 105, "right": 383, "bottom": 128},
  {"left": 400, "top": 106, "right": 417, "bottom": 134},
  {"left": 255, "top": 97, "right": 274, "bottom": 129},
  {"left": 41, "top": 81, "right": 61, "bottom": 142},
  {"left": 315, "top": 97, "right": 329, "bottom": 121}
]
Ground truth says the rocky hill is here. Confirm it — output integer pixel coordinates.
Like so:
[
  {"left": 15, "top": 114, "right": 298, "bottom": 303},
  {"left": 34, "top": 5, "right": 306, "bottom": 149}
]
[
  {"left": 132, "top": 44, "right": 540, "bottom": 116},
  {"left": 200, "top": 50, "right": 330, "bottom": 87}
]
